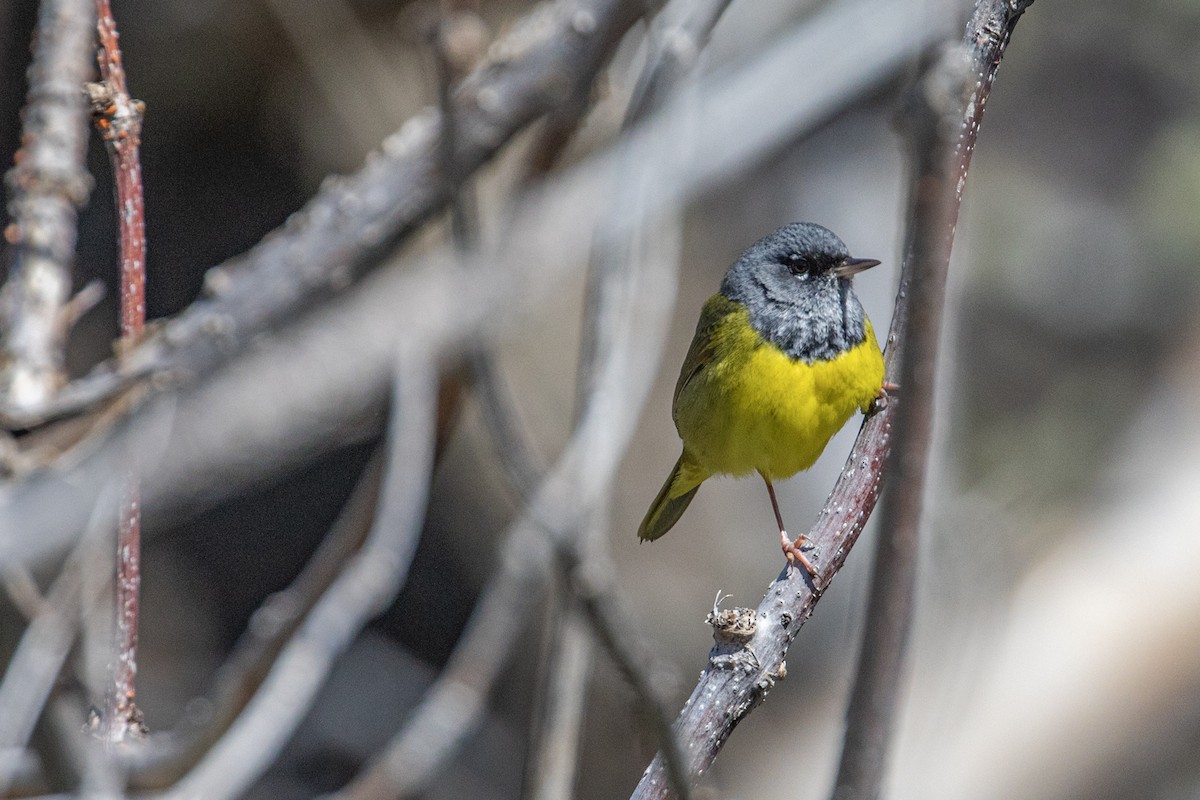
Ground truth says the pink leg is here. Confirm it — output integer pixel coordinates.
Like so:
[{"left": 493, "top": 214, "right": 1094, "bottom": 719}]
[{"left": 760, "top": 473, "right": 816, "bottom": 576}]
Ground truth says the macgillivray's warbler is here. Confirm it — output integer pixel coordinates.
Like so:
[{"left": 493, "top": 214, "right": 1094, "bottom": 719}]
[{"left": 638, "top": 222, "right": 886, "bottom": 575}]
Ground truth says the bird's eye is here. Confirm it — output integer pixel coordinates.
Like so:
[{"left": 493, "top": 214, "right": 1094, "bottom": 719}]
[{"left": 785, "top": 253, "right": 809, "bottom": 275}]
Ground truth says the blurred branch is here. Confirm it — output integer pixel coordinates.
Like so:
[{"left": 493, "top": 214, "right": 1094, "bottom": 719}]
[
  {"left": 0, "top": 0, "right": 661, "bottom": 429},
  {"left": 631, "top": 2, "right": 1036, "bottom": 797},
  {"left": 126, "top": 453, "right": 383, "bottom": 791},
  {"left": 158, "top": 355, "right": 436, "bottom": 800},
  {"left": 0, "top": 0, "right": 94, "bottom": 412},
  {"left": 0, "top": 491, "right": 115, "bottom": 796},
  {"left": 430, "top": 9, "right": 547, "bottom": 502},
  {"left": 333, "top": 519, "right": 547, "bottom": 800},
  {"left": 833, "top": 0, "right": 1035, "bottom": 790},
  {"left": 830, "top": 46, "right": 970, "bottom": 800},
  {"left": 335, "top": 16, "right": 719, "bottom": 784},
  {"left": 527, "top": 3, "right": 734, "bottom": 796},
  {"left": 0, "top": 510, "right": 107, "bottom": 796},
  {"left": 0, "top": 0, "right": 950, "bottom": 575},
  {"left": 895, "top": 323, "right": 1200, "bottom": 800},
  {"left": 336, "top": 125, "right": 684, "bottom": 800}
]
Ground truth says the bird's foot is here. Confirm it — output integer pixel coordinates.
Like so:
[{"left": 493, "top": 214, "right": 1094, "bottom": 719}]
[
  {"left": 780, "top": 530, "right": 817, "bottom": 577},
  {"left": 870, "top": 382, "right": 899, "bottom": 415}
]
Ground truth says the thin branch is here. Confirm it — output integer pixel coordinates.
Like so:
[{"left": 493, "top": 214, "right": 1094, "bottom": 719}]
[
  {"left": 829, "top": 46, "right": 974, "bottom": 800},
  {"left": 158, "top": 355, "right": 437, "bottom": 800},
  {"left": 0, "top": 0, "right": 94, "bottom": 411},
  {"left": 87, "top": 0, "right": 148, "bottom": 744},
  {"left": 89, "top": 0, "right": 144, "bottom": 345},
  {"left": 0, "top": 0, "right": 950, "bottom": 572},
  {"left": 631, "top": 2, "right": 1036, "bottom": 797}
]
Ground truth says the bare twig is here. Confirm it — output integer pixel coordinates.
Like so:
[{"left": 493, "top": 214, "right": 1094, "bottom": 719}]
[
  {"left": 0, "top": 0, "right": 94, "bottom": 411},
  {"left": 89, "top": 0, "right": 144, "bottom": 346},
  {"left": 158, "top": 355, "right": 436, "bottom": 800},
  {"left": 87, "top": 0, "right": 148, "bottom": 744},
  {"left": 0, "top": 0, "right": 950, "bottom": 572},
  {"left": 631, "top": 2, "right": 1036, "bottom": 797}
]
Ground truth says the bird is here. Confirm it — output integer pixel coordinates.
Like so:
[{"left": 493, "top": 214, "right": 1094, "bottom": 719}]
[{"left": 637, "top": 222, "right": 886, "bottom": 575}]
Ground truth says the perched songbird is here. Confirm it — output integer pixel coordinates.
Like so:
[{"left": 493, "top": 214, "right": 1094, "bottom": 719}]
[{"left": 638, "top": 222, "right": 885, "bottom": 573}]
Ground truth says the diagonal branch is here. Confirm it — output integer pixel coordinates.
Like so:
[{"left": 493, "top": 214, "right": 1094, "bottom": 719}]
[
  {"left": 0, "top": 0, "right": 663, "bottom": 429},
  {"left": 632, "top": 1, "right": 1036, "bottom": 797}
]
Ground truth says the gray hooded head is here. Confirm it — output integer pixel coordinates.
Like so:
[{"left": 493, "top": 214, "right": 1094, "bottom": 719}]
[{"left": 719, "top": 222, "right": 873, "bottom": 362}]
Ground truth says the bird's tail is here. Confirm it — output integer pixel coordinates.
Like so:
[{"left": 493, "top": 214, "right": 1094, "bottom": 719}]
[{"left": 638, "top": 452, "right": 707, "bottom": 542}]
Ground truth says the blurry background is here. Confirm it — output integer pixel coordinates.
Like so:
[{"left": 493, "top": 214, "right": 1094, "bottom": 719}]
[{"left": 2, "top": 0, "right": 1199, "bottom": 798}]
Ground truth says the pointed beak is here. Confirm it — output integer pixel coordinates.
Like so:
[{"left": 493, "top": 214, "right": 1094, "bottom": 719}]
[{"left": 832, "top": 256, "right": 882, "bottom": 278}]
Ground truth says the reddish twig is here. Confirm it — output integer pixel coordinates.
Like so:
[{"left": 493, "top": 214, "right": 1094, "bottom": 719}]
[
  {"left": 91, "top": 0, "right": 144, "bottom": 343},
  {"left": 87, "top": 0, "right": 147, "bottom": 743},
  {"left": 631, "top": 2, "right": 1036, "bottom": 796}
]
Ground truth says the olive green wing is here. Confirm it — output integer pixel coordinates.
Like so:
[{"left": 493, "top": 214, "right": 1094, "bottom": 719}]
[{"left": 672, "top": 293, "right": 740, "bottom": 413}]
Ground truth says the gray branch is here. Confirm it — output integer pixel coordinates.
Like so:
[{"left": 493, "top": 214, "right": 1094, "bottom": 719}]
[
  {"left": 0, "top": 0, "right": 660, "bottom": 429},
  {"left": 0, "top": 0, "right": 94, "bottom": 413}
]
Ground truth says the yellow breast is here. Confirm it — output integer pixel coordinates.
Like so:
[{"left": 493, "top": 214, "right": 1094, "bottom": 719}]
[{"left": 674, "top": 302, "right": 884, "bottom": 481}]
